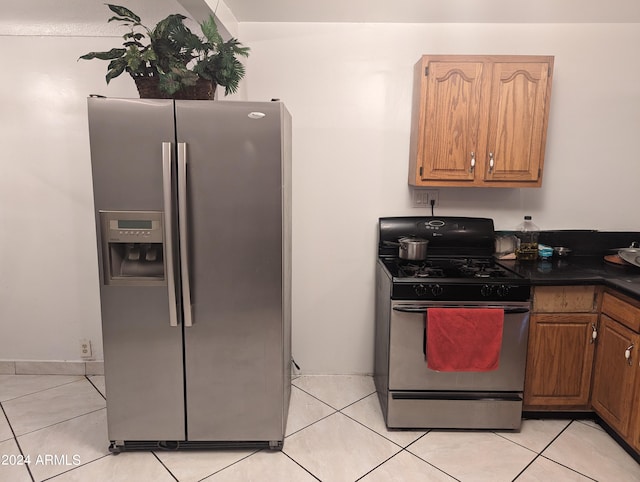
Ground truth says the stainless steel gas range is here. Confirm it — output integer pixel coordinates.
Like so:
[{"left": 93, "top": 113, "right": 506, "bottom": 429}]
[{"left": 374, "top": 217, "right": 531, "bottom": 430}]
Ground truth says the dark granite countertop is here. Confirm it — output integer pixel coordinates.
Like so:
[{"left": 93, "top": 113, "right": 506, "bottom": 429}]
[{"left": 498, "top": 256, "right": 640, "bottom": 300}]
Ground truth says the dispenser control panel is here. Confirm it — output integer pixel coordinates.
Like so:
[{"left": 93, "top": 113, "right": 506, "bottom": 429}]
[
  {"left": 104, "top": 212, "right": 163, "bottom": 243},
  {"left": 99, "top": 210, "right": 166, "bottom": 286}
]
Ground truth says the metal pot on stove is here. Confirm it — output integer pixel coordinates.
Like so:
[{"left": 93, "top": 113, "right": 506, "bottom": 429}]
[{"left": 395, "top": 237, "right": 429, "bottom": 260}]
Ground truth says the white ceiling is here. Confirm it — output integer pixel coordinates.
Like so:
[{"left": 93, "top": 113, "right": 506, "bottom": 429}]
[
  {"left": 3, "top": 0, "right": 640, "bottom": 34},
  {"left": 224, "top": 0, "right": 640, "bottom": 23},
  {"left": 0, "top": 1, "right": 192, "bottom": 36}
]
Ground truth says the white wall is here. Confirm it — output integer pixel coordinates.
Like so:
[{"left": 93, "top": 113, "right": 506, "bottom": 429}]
[
  {"left": 239, "top": 22, "right": 640, "bottom": 373},
  {"left": 0, "top": 36, "right": 141, "bottom": 362},
  {"left": 1, "top": 21, "right": 639, "bottom": 373}
]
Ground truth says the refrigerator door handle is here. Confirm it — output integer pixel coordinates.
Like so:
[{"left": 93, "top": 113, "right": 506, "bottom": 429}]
[
  {"left": 162, "top": 142, "right": 179, "bottom": 327},
  {"left": 178, "top": 142, "right": 194, "bottom": 327}
]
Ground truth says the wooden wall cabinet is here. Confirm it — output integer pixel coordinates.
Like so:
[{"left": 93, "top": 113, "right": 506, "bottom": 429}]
[
  {"left": 409, "top": 55, "right": 554, "bottom": 188},
  {"left": 592, "top": 292, "right": 640, "bottom": 441},
  {"left": 524, "top": 286, "right": 599, "bottom": 410}
]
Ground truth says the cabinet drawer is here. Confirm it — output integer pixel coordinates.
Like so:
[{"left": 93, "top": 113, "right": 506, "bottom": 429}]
[
  {"left": 601, "top": 293, "right": 640, "bottom": 332},
  {"left": 533, "top": 286, "right": 597, "bottom": 313}
]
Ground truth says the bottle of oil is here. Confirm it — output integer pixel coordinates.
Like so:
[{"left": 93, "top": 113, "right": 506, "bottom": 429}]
[{"left": 515, "top": 215, "right": 539, "bottom": 261}]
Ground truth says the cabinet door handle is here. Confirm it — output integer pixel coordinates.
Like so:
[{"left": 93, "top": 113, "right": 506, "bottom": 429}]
[
  {"left": 590, "top": 323, "right": 598, "bottom": 344},
  {"left": 625, "top": 344, "right": 634, "bottom": 366},
  {"left": 488, "top": 152, "right": 495, "bottom": 173},
  {"left": 470, "top": 152, "right": 476, "bottom": 173}
]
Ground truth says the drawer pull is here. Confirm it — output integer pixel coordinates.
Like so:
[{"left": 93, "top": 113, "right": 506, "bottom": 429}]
[{"left": 590, "top": 323, "right": 598, "bottom": 344}]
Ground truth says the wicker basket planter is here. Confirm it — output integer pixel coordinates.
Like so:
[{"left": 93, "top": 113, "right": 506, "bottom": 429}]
[{"left": 134, "top": 76, "right": 217, "bottom": 100}]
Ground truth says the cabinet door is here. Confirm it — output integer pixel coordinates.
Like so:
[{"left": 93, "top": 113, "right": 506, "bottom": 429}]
[
  {"left": 409, "top": 55, "right": 553, "bottom": 187},
  {"left": 484, "top": 61, "right": 552, "bottom": 184},
  {"left": 418, "top": 60, "right": 486, "bottom": 182},
  {"left": 592, "top": 315, "right": 639, "bottom": 438},
  {"left": 524, "top": 313, "right": 596, "bottom": 409}
]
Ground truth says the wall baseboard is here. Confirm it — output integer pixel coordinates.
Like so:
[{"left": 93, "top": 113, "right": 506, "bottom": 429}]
[{"left": 0, "top": 360, "right": 104, "bottom": 376}]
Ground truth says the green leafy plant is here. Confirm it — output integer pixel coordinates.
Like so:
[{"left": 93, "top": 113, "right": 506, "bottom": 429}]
[{"left": 79, "top": 4, "right": 249, "bottom": 96}]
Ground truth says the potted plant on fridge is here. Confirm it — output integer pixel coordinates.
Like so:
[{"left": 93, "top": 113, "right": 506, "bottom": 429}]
[{"left": 79, "top": 4, "right": 250, "bottom": 99}]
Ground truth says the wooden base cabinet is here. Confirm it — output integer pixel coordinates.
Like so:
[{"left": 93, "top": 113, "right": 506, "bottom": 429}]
[
  {"left": 524, "top": 286, "right": 599, "bottom": 410},
  {"left": 592, "top": 293, "right": 640, "bottom": 440},
  {"left": 408, "top": 55, "right": 554, "bottom": 188},
  {"left": 525, "top": 287, "right": 640, "bottom": 457}
]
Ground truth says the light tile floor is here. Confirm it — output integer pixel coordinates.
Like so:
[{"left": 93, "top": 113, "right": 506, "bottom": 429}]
[{"left": 0, "top": 374, "right": 638, "bottom": 481}]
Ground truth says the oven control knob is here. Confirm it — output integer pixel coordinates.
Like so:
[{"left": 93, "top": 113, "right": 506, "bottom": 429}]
[
  {"left": 481, "top": 284, "right": 494, "bottom": 297},
  {"left": 430, "top": 284, "right": 443, "bottom": 297},
  {"left": 413, "top": 284, "right": 428, "bottom": 296},
  {"left": 497, "top": 285, "right": 510, "bottom": 297}
]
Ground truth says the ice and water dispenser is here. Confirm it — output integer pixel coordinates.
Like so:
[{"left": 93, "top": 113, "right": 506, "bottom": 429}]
[{"left": 100, "top": 211, "right": 165, "bottom": 285}]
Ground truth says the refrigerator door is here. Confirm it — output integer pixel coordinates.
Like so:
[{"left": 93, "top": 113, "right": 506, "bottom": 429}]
[
  {"left": 88, "top": 98, "right": 186, "bottom": 441},
  {"left": 176, "top": 101, "right": 289, "bottom": 441}
]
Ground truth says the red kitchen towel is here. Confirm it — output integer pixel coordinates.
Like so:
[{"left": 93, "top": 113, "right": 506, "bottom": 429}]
[{"left": 426, "top": 308, "right": 504, "bottom": 372}]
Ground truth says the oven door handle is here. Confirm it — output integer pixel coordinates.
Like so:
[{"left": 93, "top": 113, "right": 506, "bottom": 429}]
[{"left": 392, "top": 306, "right": 530, "bottom": 314}]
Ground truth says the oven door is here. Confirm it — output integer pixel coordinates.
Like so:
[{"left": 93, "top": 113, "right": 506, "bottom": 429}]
[{"left": 388, "top": 301, "right": 530, "bottom": 391}]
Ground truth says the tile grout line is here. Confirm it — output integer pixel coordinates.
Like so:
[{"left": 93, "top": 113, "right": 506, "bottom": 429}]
[
  {"left": 511, "top": 419, "right": 572, "bottom": 480},
  {"left": 3, "top": 377, "right": 108, "bottom": 481},
  {"left": 287, "top": 383, "right": 464, "bottom": 480},
  {"left": 188, "top": 449, "right": 264, "bottom": 482},
  {"left": 0, "top": 402, "right": 35, "bottom": 481},
  {"left": 285, "top": 410, "right": 338, "bottom": 439},
  {"left": 337, "top": 391, "right": 432, "bottom": 450},
  {"left": 355, "top": 448, "right": 462, "bottom": 482},
  {"left": 285, "top": 382, "right": 406, "bottom": 481},
  {"left": 532, "top": 455, "right": 599, "bottom": 482},
  {"left": 291, "top": 376, "right": 377, "bottom": 409},
  {"left": 335, "top": 393, "right": 463, "bottom": 481},
  {"left": 280, "top": 449, "right": 322, "bottom": 481},
  {"left": 401, "top": 435, "right": 464, "bottom": 482},
  {"left": 353, "top": 450, "right": 405, "bottom": 481},
  {"left": 10, "top": 406, "right": 106, "bottom": 439},
  {"left": 40, "top": 454, "right": 112, "bottom": 482},
  {"left": 493, "top": 422, "right": 558, "bottom": 455},
  {"left": 338, "top": 390, "right": 378, "bottom": 411},
  {"left": 283, "top": 385, "right": 339, "bottom": 438},
  {"left": 283, "top": 385, "right": 382, "bottom": 439},
  {"left": 338, "top": 404, "right": 414, "bottom": 450},
  {"left": 84, "top": 375, "right": 106, "bottom": 401},
  {"left": 289, "top": 382, "right": 339, "bottom": 409},
  {"left": 510, "top": 420, "right": 598, "bottom": 481},
  {"left": 151, "top": 451, "right": 179, "bottom": 482},
  {"left": 0, "top": 376, "right": 87, "bottom": 403}
]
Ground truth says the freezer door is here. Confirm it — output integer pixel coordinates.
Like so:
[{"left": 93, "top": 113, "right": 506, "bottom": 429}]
[
  {"left": 88, "top": 98, "right": 185, "bottom": 441},
  {"left": 176, "top": 101, "right": 289, "bottom": 441}
]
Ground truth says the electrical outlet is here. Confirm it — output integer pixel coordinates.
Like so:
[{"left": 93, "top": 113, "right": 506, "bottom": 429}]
[
  {"left": 427, "top": 190, "right": 440, "bottom": 207},
  {"left": 80, "top": 339, "right": 93, "bottom": 359}
]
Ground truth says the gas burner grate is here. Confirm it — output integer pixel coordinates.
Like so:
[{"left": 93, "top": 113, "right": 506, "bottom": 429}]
[
  {"left": 449, "top": 258, "right": 510, "bottom": 279},
  {"left": 398, "top": 262, "right": 445, "bottom": 278},
  {"left": 387, "top": 257, "right": 518, "bottom": 280}
]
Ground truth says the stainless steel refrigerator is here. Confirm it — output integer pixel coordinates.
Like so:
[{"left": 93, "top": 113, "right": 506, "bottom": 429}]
[{"left": 87, "top": 98, "right": 292, "bottom": 452}]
